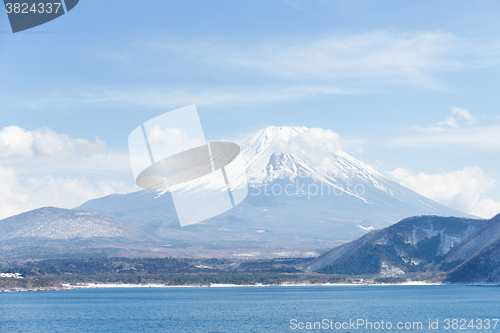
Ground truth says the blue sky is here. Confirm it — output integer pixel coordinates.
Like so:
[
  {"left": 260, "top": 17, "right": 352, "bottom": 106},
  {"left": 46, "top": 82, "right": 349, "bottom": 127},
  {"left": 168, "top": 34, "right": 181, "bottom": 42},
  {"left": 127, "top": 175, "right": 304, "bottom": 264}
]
[{"left": 1, "top": 0, "right": 500, "bottom": 218}]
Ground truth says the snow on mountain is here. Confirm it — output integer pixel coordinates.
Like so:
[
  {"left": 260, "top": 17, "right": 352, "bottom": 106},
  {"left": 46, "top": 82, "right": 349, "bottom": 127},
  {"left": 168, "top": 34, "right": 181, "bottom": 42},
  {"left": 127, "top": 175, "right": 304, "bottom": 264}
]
[
  {"left": 186, "top": 125, "right": 454, "bottom": 213},
  {"left": 240, "top": 126, "right": 392, "bottom": 200},
  {"left": 0, "top": 207, "right": 166, "bottom": 259},
  {"left": 0, "top": 207, "right": 153, "bottom": 241},
  {"left": 231, "top": 126, "right": 471, "bottom": 225},
  {"left": 304, "top": 215, "right": 492, "bottom": 275}
]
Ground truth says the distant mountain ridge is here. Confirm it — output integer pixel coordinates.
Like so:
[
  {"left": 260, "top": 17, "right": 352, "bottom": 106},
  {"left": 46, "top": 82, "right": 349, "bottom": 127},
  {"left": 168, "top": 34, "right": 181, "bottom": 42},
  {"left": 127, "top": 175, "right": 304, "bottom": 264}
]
[
  {"left": 0, "top": 207, "right": 162, "bottom": 259},
  {"left": 0, "top": 207, "right": 153, "bottom": 241}
]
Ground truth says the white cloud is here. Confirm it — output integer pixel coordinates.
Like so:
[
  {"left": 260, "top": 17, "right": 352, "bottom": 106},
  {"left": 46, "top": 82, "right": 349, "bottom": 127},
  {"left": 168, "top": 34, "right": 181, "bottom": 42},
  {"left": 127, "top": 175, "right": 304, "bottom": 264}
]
[
  {"left": 12, "top": 85, "right": 349, "bottom": 110},
  {"left": 436, "top": 116, "right": 459, "bottom": 129},
  {"left": 0, "top": 166, "right": 127, "bottom": 220},
  {"left": 280, "top": 128, "right": 342, "bottom": 153},
  {"left": 0, "top": 167, "right": 29, "bottom": 218},
  {"left": 148, "top": 126, "right": 205, "bottom": 148},
  {"left": 0, "top": 126, "right": 106, "bottom": 160},
  {"left": 451, "top": 107, "right": 477, "bottom": 124},
  {"left": 0, "top": 126, "right": 130, "bottom": 219},
  {"left": 390, "top": 166, "right": 500, "bottom": 218},
  {"left": 146, "top": 126, "right": 206, "bottom": 161},
  {"left": 390, "top": 108, "right": 500, "bottom": 148},
  {"left": 280, "top": 128, "right": 344, "bottom": 174},
  {"left": 225, "top": 31, "right": 459, "bottom": 88},
  {"left": 255, "top": 126, "right": 363, "bottom": 176},
  {"left": 5, "top": 30, "right": 500, "bottom": 111},
  {"left": 392, "top": 125, "right": 500, "bottom": 148},
  {"left": 8, "top": 30, "right": 500, "bottom": 110},
  {"left": 0, "top": 126, "right": 34, "bottom": 159},
  {"left": 143, "top": 30, "right": 500, "bottom": 90}
]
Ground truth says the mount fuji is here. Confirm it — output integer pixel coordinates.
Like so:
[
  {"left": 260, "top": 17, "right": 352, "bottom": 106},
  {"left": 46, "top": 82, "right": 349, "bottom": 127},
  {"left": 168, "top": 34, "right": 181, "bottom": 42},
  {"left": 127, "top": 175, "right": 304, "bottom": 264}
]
[{"left": 76, "top": 126, "right": 474, "bottom": 257}]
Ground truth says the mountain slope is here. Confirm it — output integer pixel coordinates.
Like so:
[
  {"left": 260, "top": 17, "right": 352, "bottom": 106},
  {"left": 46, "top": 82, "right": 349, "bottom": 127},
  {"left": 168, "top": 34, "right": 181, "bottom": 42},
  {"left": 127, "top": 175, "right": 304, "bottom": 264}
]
[
  {"left": 443, "top": 214, "right": 500, "bottom": 283},
  {"left": 0, "top": 207, "right": 163, "bottom": 259},
  {"left": 236, "top": 126, "right": 470, "bottom": 225},
  {"left": 0, "top": 207, "right": 153, "bottom": 241},
  {"left": 305, "top": 214, "right": 500, "bottom": 278},
  {"left": 446, "top": 235, "right": 500, "bottom": 283},
  {"left": 445, "top": 214, "right": 500, "bottom": 264}
]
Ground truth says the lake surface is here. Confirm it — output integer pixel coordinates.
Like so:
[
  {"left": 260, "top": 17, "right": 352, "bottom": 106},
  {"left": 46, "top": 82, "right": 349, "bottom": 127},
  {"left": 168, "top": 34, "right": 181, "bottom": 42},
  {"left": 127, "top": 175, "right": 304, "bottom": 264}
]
[{"left": 1, "top": 285, "right": 500, "bottom": 332}]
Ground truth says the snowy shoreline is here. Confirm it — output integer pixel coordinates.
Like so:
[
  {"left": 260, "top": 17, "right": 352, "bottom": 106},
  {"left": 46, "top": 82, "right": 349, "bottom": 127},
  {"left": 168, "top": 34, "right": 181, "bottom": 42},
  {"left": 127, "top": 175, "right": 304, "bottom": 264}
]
[
  {"left": 4, "top": 281, "right": 500, "bottom": 293},
  {"left": 64, "top": 281, "right": 442, "bottom": 290}
]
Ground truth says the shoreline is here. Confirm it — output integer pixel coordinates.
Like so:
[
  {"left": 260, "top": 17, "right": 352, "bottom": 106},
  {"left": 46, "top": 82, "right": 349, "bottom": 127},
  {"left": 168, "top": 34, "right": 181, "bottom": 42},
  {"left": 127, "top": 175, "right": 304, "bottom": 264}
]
[
  {"left": 4, "top": 281, "right": 500, "bottom": 293},
  {"left": 62, "top": 281, "right": 442, "bottom": 289}
]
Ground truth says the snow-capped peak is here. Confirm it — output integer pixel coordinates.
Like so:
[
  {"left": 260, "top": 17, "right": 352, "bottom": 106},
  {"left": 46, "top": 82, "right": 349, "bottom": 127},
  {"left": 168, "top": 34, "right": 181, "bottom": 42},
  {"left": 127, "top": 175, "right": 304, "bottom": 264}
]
[{"left": 239, "top": 126, "right": 386, "bottom": 191}]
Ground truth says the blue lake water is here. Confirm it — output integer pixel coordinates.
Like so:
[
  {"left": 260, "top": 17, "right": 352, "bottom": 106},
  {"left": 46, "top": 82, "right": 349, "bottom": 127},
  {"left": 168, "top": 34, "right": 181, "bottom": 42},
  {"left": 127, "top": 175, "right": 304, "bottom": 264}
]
[{"left": 1, "top": 285, "right": 500, "bottom": 332}]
